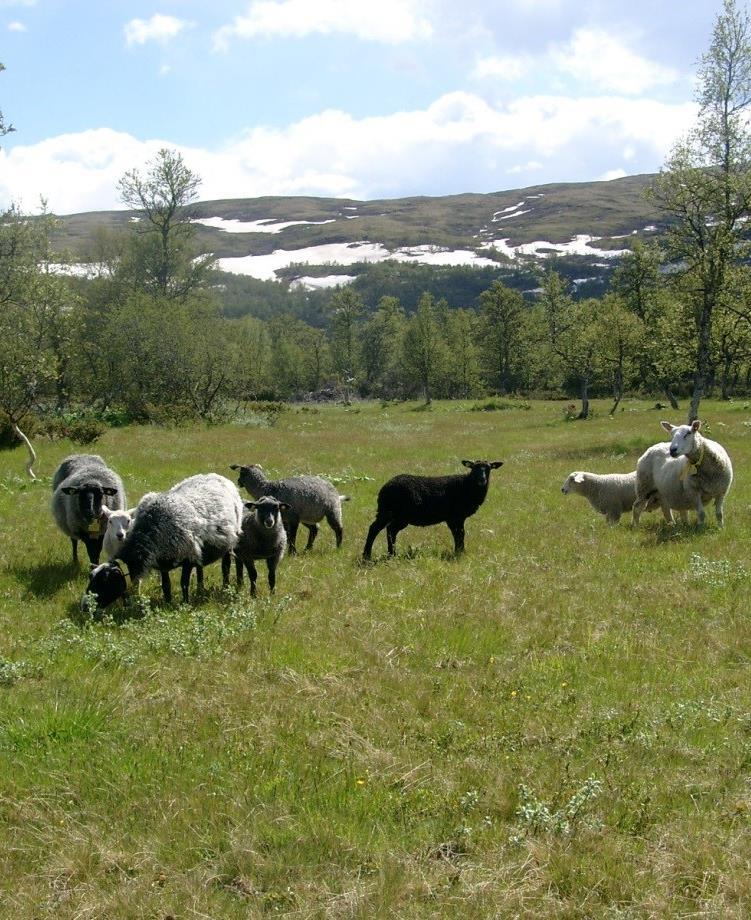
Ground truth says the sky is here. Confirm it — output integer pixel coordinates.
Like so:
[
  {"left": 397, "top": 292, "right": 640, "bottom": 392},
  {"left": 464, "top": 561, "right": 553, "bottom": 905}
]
[{"left": 0, "top": 0, "right": 721, "bottom": 215}]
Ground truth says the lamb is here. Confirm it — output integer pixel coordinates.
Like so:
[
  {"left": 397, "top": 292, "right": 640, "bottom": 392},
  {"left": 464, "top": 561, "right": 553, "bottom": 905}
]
[
  {"left": 83, "top": 473, "right": 243, "bottom": 610},
  {"left": 561, "top": 470, "right": 660, "bottom": 525},
  {"left": 632, "top": 420, "right": 733, "bottom": 527},
  {"left": 362, "top": 459, "right": 503, "bottom": 560},
  {"left": 229, "top": 463, "right": 349, "bottom": 554},
  {"left": 225, "top": 496, "right": 288, "bottom": 596},
  {"left": 101, "top": 507, "right": 137, "bottom": 561},
  {"left": 51, "top": 454, "right": 127, "bottom": 565}
]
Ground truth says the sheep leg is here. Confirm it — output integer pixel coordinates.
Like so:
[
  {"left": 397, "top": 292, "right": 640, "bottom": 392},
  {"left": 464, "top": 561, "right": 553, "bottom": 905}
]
[
  {"left": 235, "top": 557, "right": 244, "bottom": 587},
  {"left": 677, "top": 509, "right": 689, "bottom": 523},
  {"left": 160, "top": 569, "right": 173, "bottom": 604},
  {"left": 266, "top": 558, "right": 276, "bottom": 593},
  {"left": 285, "top": 513, "right": 300, "bottom": 555},
  {"left": 448, "top": 519, "right": 466, "bottom": 554},
  {"left": 180, "top": 563, "right": 193, "bottom": 603},
  {"left": 221, "top": 552, "right": 232, "bottom": 588},
  {"left": 715, "top": 495, "right": 725, "bottom": 527},
  {"left": 605, "top": 512, "right": 621, "bottom": 526},
  {"left": 70, "top": 538, "right": 79, "bottom": 565},
  {"left": 386, "top": 521, "right": 406, "bottom": 556},
  {"left": 363, "top": 515, "right": 388, "bottom": 560},
  {"left": 660, "top": 500, "right": 676, "bottom": 524},
  {"left": 325, "top": 511, "right": 344, "bottom": 548},
  {"left": 195, "top": 565, "right": 204, "bottom": 594},
  {"left": 631, "top": 498, "right": 646, "bottom": 526},
  {"left": 247, "top": 560, "right": 258, "bottom": 597},
  {"left": 304, "top": 524, "right": 318, "bottom": 550},
  {"left": 693, "top": 495, "right": 707, "bottom": 527},
  {"left": 81, "top": 535, "right": 104, "bottom": 566}
]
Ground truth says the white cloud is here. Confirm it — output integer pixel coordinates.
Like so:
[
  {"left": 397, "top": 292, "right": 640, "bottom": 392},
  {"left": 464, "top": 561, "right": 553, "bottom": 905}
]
[
  {"left": 213, "top": 0, "right": 432, "bottom": 51},
  {"left": 472, "top": 54, "right": 532, "bottom": 82},
  {"left": 7, "top": 19, "right": 25, "bottom": 30},
  {"left": 552, "top": 28, "right": 679, "bottom": 95},
  {"left": 124, "top": 14, "right": 192, "bottom": 47},
  {"left": 0, "top": 92, "right": 697, "bottom": 214},
  {"left": 599, "top": 168, "right": 628, "bottom": 181}
]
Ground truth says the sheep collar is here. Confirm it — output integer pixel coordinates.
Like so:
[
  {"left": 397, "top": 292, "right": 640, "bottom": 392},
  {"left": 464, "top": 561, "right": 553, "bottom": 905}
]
[{"left": 680, "top": 441, "right": 705, "bottom": 480}]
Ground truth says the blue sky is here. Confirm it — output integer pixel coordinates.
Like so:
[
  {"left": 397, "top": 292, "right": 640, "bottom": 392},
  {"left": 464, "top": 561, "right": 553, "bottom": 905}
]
[{"left": 0, "top": 0, "right": 720, "bottom": 213}]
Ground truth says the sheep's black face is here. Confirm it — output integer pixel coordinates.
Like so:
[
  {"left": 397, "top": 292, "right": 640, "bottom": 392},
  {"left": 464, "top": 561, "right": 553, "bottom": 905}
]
[
  {"left": 83, "top": 562, "right": 128, "bottom": 610},
  {"left": 461, "top": 459, "right": 504, "bottom": 487},
  {"left": 245, "top": 497, "right": 288, "bottom": 529},
  {"left": 62, "top": 482, "right": 119, "bottom": 523}
]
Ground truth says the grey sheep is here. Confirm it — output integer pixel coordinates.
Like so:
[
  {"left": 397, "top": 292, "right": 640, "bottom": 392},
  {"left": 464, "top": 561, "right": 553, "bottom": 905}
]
[
  {"left": 51, "top": 454, "right": 127, "bottom": 565},
  {"left": 83, "top": 473, "right": 243, "bottom": 610},
  {"left": 633, "top": 420, "right": 733, "bottom": 526},
  {"left": 229, "top": 463, "right": 350, "bottom": 554},
  {"left": 227, "top": 495, "right": 288, "bottom": 596},
  {"left": 561, "top": 470, "right": 659, "bottom": 525}
]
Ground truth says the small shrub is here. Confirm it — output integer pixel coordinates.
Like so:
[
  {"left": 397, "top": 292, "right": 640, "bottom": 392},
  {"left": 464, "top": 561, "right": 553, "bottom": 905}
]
[{"left": 470, "top": 399, "right": 531, "bottom": 412}]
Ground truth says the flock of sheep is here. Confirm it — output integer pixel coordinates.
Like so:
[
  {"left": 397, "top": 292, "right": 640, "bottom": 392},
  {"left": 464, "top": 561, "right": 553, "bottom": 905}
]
[{"left": 48, "top": 419, "right": 733, "bottom": 615}]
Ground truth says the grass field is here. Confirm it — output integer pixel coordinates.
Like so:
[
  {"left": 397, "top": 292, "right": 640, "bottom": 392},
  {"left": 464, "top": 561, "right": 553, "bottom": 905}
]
[{"left": 1, "top": 399, "right": 750, "bottom": 918}]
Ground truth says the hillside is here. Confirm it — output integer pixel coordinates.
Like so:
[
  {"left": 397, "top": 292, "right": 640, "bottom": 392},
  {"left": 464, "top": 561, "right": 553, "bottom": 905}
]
[{"left": 54, "top": 174, "right": 666, "bottom": 301}]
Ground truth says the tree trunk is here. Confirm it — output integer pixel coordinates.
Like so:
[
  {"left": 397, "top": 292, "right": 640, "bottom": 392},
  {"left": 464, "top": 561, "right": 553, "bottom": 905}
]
[
  {"left": 609, "top": 367, "right": 623, "bottom": 416},
  {"left": 661, "top": 383, "right": 679, "bottom": 411},
  {"left": 689, "top": 297, "right": 714, "bottom": 422},
  {"left": 578, "top": 379, "right": 589, "bottom": 420}
]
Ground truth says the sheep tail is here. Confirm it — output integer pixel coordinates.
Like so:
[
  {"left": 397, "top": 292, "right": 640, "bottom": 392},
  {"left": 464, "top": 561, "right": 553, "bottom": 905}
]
[{"left": 339, "top": 495, "right": 351, "bottom": 502}]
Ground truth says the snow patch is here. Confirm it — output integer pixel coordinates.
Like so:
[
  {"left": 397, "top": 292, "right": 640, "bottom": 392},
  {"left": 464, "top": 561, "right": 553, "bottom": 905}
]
[
  {"left": 484, "top": 234, "right": 630, "bottom": 260},
  {"left": 193, "top": 216, "right": 336, "bottom": 234},
  {"left": 290, "top": 274, "right": 356, "bottom": 290}
]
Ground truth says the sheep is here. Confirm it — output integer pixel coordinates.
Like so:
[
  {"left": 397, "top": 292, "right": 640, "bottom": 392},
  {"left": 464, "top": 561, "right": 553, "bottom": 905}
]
[
  {"left": 561, "top": 470, "right": 660, "bottom": 525},
  {"left": 632, "top": 420, "right": 733, "bottom": 527},
  {"left": 51, "top": 454, "right": 127, "bottom": 565},
  {"left": 229, "top": 463, "right": 350, "bottom": 554},
  {"left": 100, "top": 506, "right": 137, "bottom": 561},
  {"left": 83, "top": 473, "right": 243, "bottom": 610},
  {"left": 225, "top": 496, "right": 288, "bottom": 596},
  {"left": 362, "top": 459, "right": 503, "bottom": 560}
]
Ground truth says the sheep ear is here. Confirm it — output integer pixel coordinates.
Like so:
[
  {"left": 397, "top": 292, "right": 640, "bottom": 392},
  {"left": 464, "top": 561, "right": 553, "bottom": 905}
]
[
  {"left": 102, "top": 487, "right": 118, "bottom": 496},
  {"left": 660, "top": 421, "right": 674, "bottom": 433},
  {"left": 100, "top": 506, "right": 113, "bottom": 521},
  {"left": 461, "top": 460, "right": 473, "bottom": 468},
  {"left": 490, "top": 461, "right": 504, "bottom": 469},
  {"left": 574, "top": 473, "right": 585, "bottom": 483},
  {"left": 89, "top": 563, "right": 97, "bottom": 572},
  {"left": 61, "top": 486, "right": 79, "bottom": 495},
  {"left": 244, "top": 501, "right": 258, "bottom": 509},
  {"left": 279, "top": 502, "right": 290, "bottom": 511},
  {"left": 127, "top": 507, "right": 137, "bottom": 516},
  {"left": 691, "top": 419, "right": 701, "bottom": 432},
  {"left": 230, "top": 464, "right": 240, "bottom": 471}
]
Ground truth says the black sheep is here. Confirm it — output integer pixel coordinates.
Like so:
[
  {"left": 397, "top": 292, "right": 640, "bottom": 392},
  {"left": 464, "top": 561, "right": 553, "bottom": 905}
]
[{"left": 362, "top": 459, "right": 503, "bottom": 560}]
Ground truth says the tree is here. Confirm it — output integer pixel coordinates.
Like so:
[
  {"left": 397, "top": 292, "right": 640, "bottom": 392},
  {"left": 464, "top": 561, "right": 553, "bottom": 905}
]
[
  {"left": 591, "top": 294, "right": 644, "bottom": 414},
  {"left": 360, "top": 296, "right": 406, "bottom": 396},
  {"left": 478, "top": 281, "right": 525, "bottom": 393},
  {"left": 117, "top": 148, "right": 214, "bottom": 300},
  {"left": 402, "top": 292, "right": 448, "bottom": 404},
  {"left": 651, "top": 0, "right": 751, "bottom": 421},
  {"left": 326, "top": 288, "right": 364, "bottom": 395},
  {"left": 0, "top": 63, "right": 14, "bottom": 138},
  {"left": 444, "top": 309, "right": 483, "bottom": 399}
]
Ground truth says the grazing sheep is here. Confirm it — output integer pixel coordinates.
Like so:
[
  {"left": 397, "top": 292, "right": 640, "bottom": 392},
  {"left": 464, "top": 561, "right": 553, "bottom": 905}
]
[
  {"left": 229, "top": 463, "right": 349, "bottom": 554},
  {"left": 632, "top": 420, "right": 733, "bottom": 527},
  {"left": 561, "top": 470, "right": 659, "bottom": 525},
  {"left": 83, "top": 473, "right": 243, "bottom": 610},
  {"left": 225, "top": 496, "right": 288, "bottom": 596},
  {"left": 101, "top": 506, "right": 137, "bottom": 561},
  {"left": 51, "top": 454, "right": 127, "bottom": 565},
  {"left": 362, "top": 459, "right": 503, "bottom": 560}
]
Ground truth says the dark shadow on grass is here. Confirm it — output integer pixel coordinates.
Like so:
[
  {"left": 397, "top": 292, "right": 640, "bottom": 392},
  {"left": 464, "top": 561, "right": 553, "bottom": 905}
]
[
  {"left": 12, "top": 559, "right": 80, "bottom": 598},
  {"left": 636, "top": 520, "right": 711, "bottom": 546}
]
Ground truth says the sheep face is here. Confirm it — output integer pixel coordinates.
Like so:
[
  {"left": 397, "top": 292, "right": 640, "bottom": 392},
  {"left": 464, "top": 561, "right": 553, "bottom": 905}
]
[
  {"left": 102, "top": 508, "right": 133, "bottom": 544},
  {"left": 230, "top": 463, "right": 265, "bottom": 494},
  {"left": 61, "top": 482, "right": 119, "bottom": 523},
  {"left": 661, "top": 419, "right": 701, "bottom": 458},
  {"left": 561, "top": 472, "right": 586, "bottom": 494},
  {"left": 245, "top": 497, "right": 288, "bottom": 529},
  {"left": 461, "top": 459, "right": 504, "bottom": 488},
  {"left": 83, "top": 561, "right": 128, "bottom": 610}
]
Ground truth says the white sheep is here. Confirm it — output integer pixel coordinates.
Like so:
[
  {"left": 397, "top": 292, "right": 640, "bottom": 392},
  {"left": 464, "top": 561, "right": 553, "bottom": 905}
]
[
  {"left": 632, "top": 420, "right": 733, "bottom": 527},
  {"left": 100, "top": 506, "right": 136, "bottom": 561},
  {"left": 561, "top": 470, "right": 658, "bottom": 525}
]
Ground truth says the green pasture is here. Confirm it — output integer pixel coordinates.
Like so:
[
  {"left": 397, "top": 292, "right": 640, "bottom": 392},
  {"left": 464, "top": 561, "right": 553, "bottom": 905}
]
[{"left": 1, "top": 399, "right": 750, "bottom": 918}]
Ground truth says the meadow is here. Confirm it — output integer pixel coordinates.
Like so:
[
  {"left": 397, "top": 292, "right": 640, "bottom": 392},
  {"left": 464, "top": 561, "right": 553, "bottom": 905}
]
[{"left": 1, "top": 399, "right": 750, "bottom": 918}]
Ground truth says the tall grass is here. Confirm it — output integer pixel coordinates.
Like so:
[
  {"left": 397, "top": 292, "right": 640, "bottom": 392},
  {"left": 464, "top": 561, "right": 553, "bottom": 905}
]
[{"left": 1, "top": 400, "right": 750, "bottom": 917}]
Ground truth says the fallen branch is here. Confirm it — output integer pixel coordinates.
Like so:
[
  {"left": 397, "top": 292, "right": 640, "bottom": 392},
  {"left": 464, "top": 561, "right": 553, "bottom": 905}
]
[{"left": 12, "top": 423, "right": 37, "bottom": 480}]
